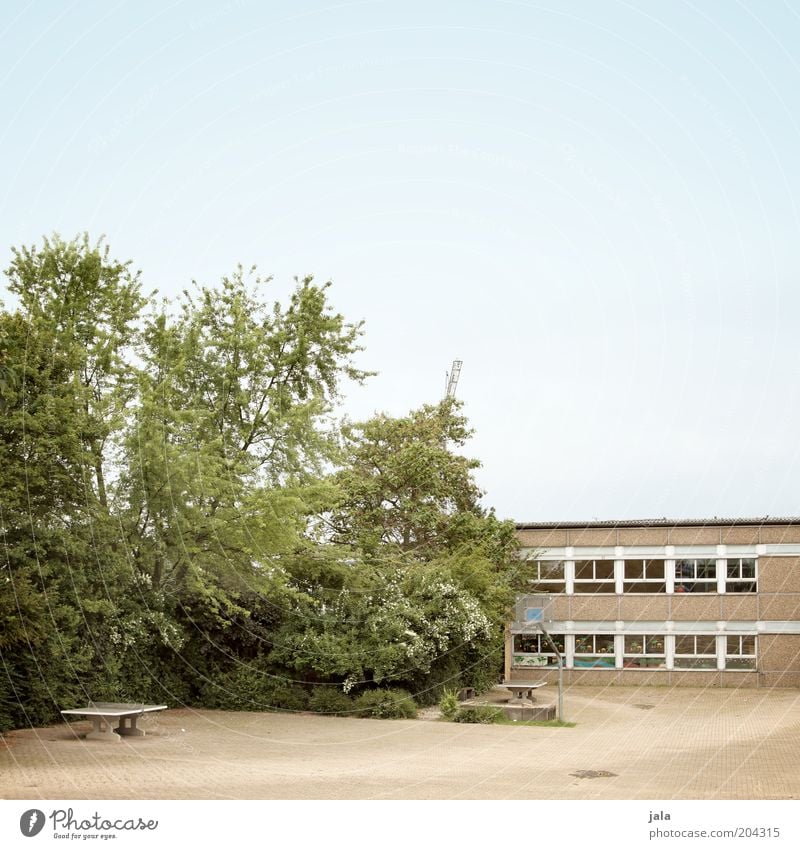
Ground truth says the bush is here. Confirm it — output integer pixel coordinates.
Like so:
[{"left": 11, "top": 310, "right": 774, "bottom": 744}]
[
  {"left": 308, "top": 687, "right": 354, "bottom": 716},
  {"left": 453, "top": 705, "right": 504, "bottom": 724},
  {"left": 197, "top": 662, "right": 309, "bottom": 712},
  {"left": 439, "top": 690, "right": 460, "bottom": 721},
  {"left": 353, "top": 687, "right": 418, "bottom": 719}
]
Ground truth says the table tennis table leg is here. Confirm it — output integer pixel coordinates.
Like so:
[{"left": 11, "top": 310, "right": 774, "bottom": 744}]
[
  {"left": 115, "top": 715, "right": 145, "bottom": 737},
  {"left": 85, "top": 715, "right": 121, "bottom": 742}
]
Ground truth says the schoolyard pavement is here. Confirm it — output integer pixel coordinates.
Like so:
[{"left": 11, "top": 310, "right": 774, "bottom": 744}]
[{"left": 1, "top": 686, "right": 799, "bottom": 800}]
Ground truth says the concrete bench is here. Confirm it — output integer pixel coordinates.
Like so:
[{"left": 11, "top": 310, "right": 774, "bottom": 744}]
[{"left": 60, "top": 702, "right": 168, "bottom": 742}]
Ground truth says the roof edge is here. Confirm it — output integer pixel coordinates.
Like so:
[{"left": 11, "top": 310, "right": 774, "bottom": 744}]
[{"left": 515, "top": 516, "right": 800, "bottom": 530}]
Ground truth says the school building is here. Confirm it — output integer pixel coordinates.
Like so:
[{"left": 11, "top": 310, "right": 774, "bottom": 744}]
[{"left": 505, "top": 517, "right": 800, "bottom": 688}]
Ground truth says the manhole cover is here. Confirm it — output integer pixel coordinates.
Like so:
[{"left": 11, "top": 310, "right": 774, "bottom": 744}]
[
  {"left": 569, "top": 770, "right": 618, "bottom": 779},
  {"left": 633, "top": 704, "right": 655, "bottom": 710}
]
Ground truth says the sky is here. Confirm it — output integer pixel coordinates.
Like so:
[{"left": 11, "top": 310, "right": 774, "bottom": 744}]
[{"left": 2, "top": 0, "right": 799, "bottom": 523}]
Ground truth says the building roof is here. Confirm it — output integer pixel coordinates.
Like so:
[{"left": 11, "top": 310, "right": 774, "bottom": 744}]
[{"left": 515, "top": 516, "right": 800, "bottom": 530}]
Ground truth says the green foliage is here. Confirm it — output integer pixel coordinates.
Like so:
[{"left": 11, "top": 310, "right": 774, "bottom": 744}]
[
  {"left": 353, "top": 688, "right": 418, "bottom": 719},
  {"left": 197, "top": 660, "right": 309, "bottom": 712},
  {"left": 439, "top": 690, "right": 460, "bottom": 720},
  {"left": 452, "top": 705, "right": 505, "bottom": 724},
  {"left": 0, "top": 233, "right": 517, "bottom": 733},
  {"left": 308, "top": 687, "right": 354, "bottom": 716}
]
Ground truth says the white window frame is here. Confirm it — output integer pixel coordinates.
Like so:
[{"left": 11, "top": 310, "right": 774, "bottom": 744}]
[
  {"left": 572, "top": 559, "right": 616, "bottom": 594},
  {"left": 725, "top": 634, "right": 757, "bottom": 670},
  {"left": 529, "top": 559, "right": 566, "bottom": 590},
  {"left": 725, "top": 558, "right": 757, "bottom": 594},
  {"left": 674, "top": 558, "right": 717, "bottom": 594},
  {"left": 622, "top": 634, "right": 667, "bottom": 669},
  {"left": 673, "top": 634, "right": 718, "bottom": 669},
  {"left": 511, "top": 632, "right": 564, "bottom": 668},
  {"left": 572, "top": 633, "right": 616, "bottom": 668},
  {"left": 622, "top": 559, "right": 668, "bottom": 593}
]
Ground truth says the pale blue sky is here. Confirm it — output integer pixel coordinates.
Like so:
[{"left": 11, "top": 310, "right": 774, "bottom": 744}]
[{"left": 2, "top": 0, "right": 800, "bottom": 522}]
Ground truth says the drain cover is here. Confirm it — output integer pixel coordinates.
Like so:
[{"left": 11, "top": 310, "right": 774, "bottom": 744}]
[
  {"left": 633, "top": 704, "right": 655, "bottom": 710},
  {"left": 570, "top": 770, "right": 618, "bottom": 779}
]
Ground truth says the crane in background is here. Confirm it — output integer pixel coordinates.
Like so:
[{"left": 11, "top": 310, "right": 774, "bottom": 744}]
[{"left": 444, "top": 359, "right": 462, "bottom": 400}]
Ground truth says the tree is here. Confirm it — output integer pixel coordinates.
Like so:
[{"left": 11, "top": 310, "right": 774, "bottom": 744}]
[
  {"left": 326, "top": 399, "right": 518, "bottom": 565},
  {"left": 4, "top": 233, "right": 145, "bottom": 510},
  {"left": 119, "top": 267, "right": 370, "bottom": 663},
  {"left": 272, "top": 400, "right": 521, "bottom": 701}
]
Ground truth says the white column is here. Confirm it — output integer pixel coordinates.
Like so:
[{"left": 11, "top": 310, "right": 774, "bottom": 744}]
[
  {"left": 716, "top": 551, "right": 727, "bottom": 594},
  {"left": 565, "top": 560, "right": 575, "bottom": 595},
  {"left": 717, "top": 631, "right": 726, "bottom": 671},
  {"left": 565, "top": 633, "right": 575, "bottom": 669},
  {"left": 615, "top": 559, "right": 624, "bottom": 594},
  {"left": 615, "top": 632, "right": 624, "bottom": 669},
  {"left": 665, "top": 559, "right": 675, "bottom": 594},
  {"left": 665, "top": 633, "right": 675, "bottom": 670}
]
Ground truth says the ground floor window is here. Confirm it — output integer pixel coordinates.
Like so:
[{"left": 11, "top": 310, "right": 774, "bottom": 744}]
[
  {"left": 623, "top": 635, "right": 666, "bottom": 668},
  {"left": 673, "top": 635, "right": 717, "bottom": 669},
  {"left": 512, "top": 633, "right": 564, "bottom": 667},
  {"left": 511, "top": 632, "right": 758, "bottom": 671},
  {"left": 726, "top": 635, "right": 756, "bottom": 669},
  {"left": 573, "top": 634, "right": 615, "bottom": 668}
]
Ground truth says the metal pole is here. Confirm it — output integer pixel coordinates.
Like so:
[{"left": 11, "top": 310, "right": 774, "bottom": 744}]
[{"left": 538, "top": 624, "right": 564, "bottom": 722}]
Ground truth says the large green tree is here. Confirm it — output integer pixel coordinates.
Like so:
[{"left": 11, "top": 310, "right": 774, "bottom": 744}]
[{"left": 272, "top": 400, "right": 521, "bottom": 702}]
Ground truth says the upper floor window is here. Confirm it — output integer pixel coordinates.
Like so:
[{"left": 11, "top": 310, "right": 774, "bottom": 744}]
[
  {"left": 573, "top": 559, "right": 615, "bottom": 594},
  {"left": 623, "top": 559, "right": 666, "bottom": 594},
  {"left": 675, "top": 559, "right": 716, "bottom": 593},
  {"left": 726, "top": 558, "right": 756, "bottom": 593},
  {"left": 529, "top": 560, "right": 566, "bottom": 593}
]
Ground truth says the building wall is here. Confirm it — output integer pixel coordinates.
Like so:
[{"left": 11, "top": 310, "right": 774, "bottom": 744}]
[{"left": 510, "top": 521, "right": 800, "bottom": 689}]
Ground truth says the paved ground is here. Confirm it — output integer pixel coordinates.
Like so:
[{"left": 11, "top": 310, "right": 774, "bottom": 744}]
[{"left": 1, "top": 686, "right": 799, "bottom": 800}]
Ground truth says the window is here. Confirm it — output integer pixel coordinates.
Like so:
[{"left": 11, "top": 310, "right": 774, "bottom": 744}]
[
  {"left": 573, "top": 634, "right": 616, "bottom": 668},
  {"left": 675, "top": 559, "right": 716, "bottom": 593},
  {"left": 512, "top": 633, "right": 564, "bottom": 668},
  {"left": 529, "top": 560, "right": 566, "bottom": 592},
  {"left": 726, "top": 635, "right": 756, "bottom": 670},
  {"left": 573, "top": 559, "right": 615, "bottom": 594},
  {"left": 726, "top": 558, "right": 756, "bottom": 593},
  {"left": 674, "top": 635, "right": 717, "bottom": 669},
  {"left": 623, "top": 635, "right": 666, "bottom": 668},
  {"left": 623, "top": 559, "right": 666, "bottom": 594}
]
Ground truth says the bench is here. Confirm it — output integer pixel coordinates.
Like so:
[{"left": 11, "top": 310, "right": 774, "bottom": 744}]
[{"left": 60, "top": 702, "right": 168, "bottom": 742}]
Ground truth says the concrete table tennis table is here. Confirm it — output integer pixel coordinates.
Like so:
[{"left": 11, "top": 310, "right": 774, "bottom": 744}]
[
  {"left": 501, "top": 681, "right": 547, "bottom": 704},
  {"left": 60, "top": 702, "right": 168, "bottom": 742}
]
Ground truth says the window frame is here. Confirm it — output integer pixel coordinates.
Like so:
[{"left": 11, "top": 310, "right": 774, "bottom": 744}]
[
  {"left": 725, "top": 557, "right": 757, "bottom": 593},
  {"left": 572, "top": 559, "right": 616, "bottom": 594},
  {"left": 725, "top": 634, "right": 757, "bottom": 670},
  {"left": 673, "top": 634, "right": 718, "bottom": 669},
  {"left": 573, "top": 633, "right": 616, "bottom": 668},
  {"left": 622, "top": 559, "right": 667, "bottom": 594},
  {"left": 529, "top": 559, "right": 566, "bottom": 591},
  {"left": 512, "top": 633, "right": 564, "bottom": 668},
  {"left": 622, "top": 634, "right": 666, "bottom": 669},
  {"left": 674, "top": 558, "right": 717, "bottom": 594}
]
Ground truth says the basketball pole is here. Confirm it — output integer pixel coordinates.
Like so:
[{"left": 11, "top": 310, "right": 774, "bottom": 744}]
[{"left": 537, "top": 623, "right": 564, "bottom": 722}]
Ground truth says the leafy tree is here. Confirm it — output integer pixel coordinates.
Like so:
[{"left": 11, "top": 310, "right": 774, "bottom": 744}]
[
  {"left": 273, "top": 401, "right": 520, "bottom": 702},
  {"left": 119, "top": 267, "right": 370, "bottom": 671},
  {"left": 326, "top": 399, "right": 518, "bottom": 566}
]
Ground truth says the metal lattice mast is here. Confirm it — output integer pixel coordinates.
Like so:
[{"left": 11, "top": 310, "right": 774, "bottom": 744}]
[{"left": 444, "top": 359, "right": 462, "bottom": 399}]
